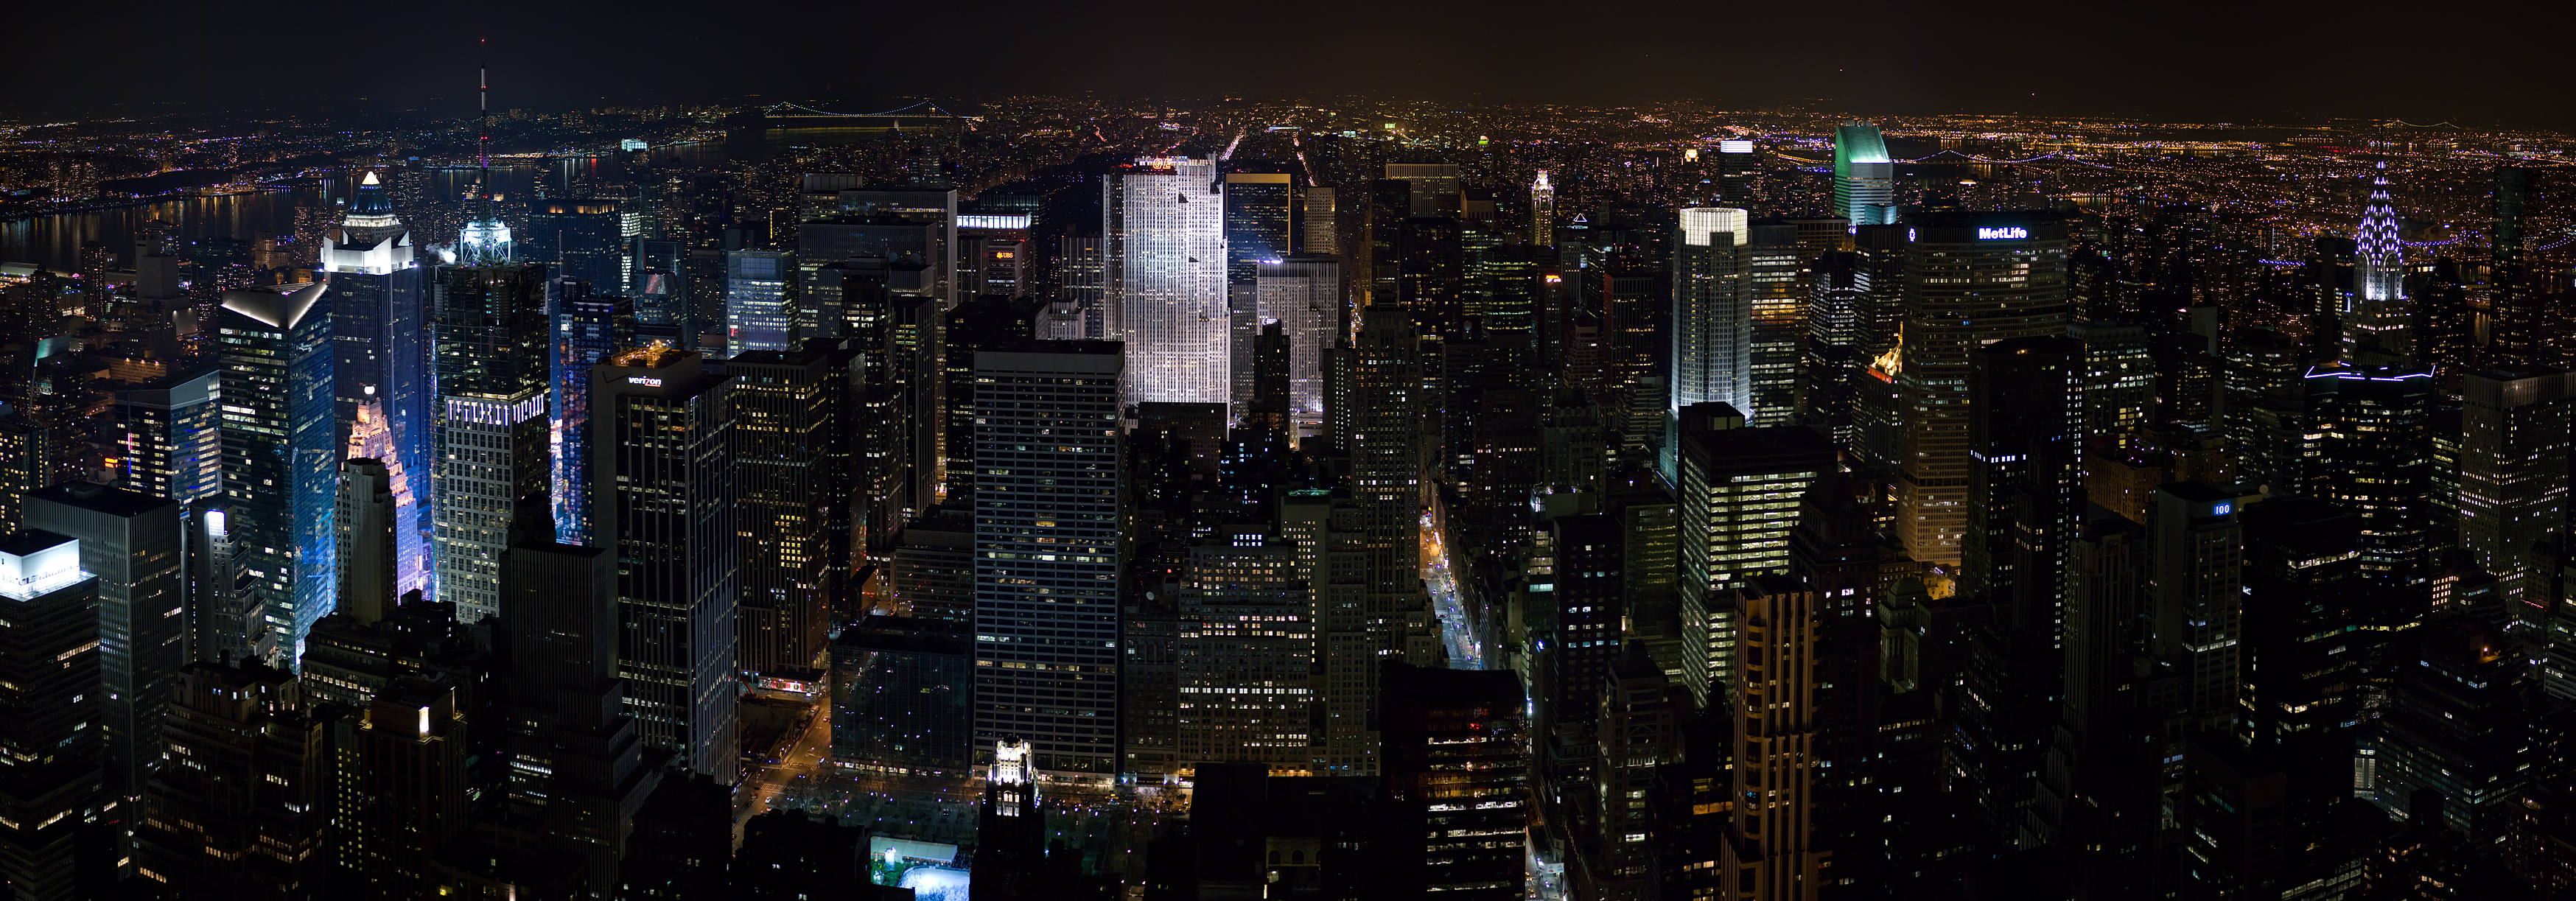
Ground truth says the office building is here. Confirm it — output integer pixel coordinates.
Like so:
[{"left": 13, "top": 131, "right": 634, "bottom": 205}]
[
  {"left": 1379, "top": 663, "right": 1527, "bottom": 899},
  {"left": 345, "top": 678, "right": 472, "bottom": 899},
  {"left": 113, "top": 368, "right": 222, "bottom": 505},
  {"left": 216, "top": 282, "right": 337, "bottom": 665},
  {"left": 1746, "top": 220, "right": 1803, "bottom": 425},
  {"left": 1807, "top": 251, "right": 1864, "bottom": 445},
  {"left": 547, "top": 278, "right": 634, "bottom": 546},
  {"left": 1894, "top": 212, "right": 2071, "bottom": 565},
  {"left": 1177, "top": 542, "right": 1314, "bottom": 774},
  {"left": 0, "top": 530, "right": 102, "bottom": 901},
  {"left": 1961, "top": 335, "right": 2083, "bottom": 628},
  {"left": 335, "top": 457, "right": 398, "bottom": 626},
  {"left": 1530, "top": 171, "right": 1554, "bottom": 245},
  {"left": 971, "top": 343, "right": 1123, "bottom": 776},
  {"left": 133, "top": 662, "right": 332, "bottom": 899},
  {"left": 1225, "top": 171, "right": 1295, "bottom": 417},
  {"left": 798, "top": 183, "right": 958, "bottom": 306},
  {"left": 2307, "top": 365, "right": 2433, "bottom": 592},
  {"left": 2148, "top": 482, "right": 2245, "bottom": 738},
  {"left": 1720, "top": 578, "right": 1827, "bottom": 900},
  {"left": 26, "top": 484, "right": 183, "bottom": 830},
  {"left": 1675, "top": 418, "right": 1835, "bottom": 707},
  {"left": 522, "top": 199, "right": 631, "bottom": 294},
  {"left": 830, "top": 617, "right": 972, "bottom": 776},
  {"left": 1833, "top": 123, "right": 1897, "bottom": 227},
  {"left": 2362, "top": 615, "right": 2533, "bottom": 845},
  {"left": 1107, "top": 156, "right": 1228, "bottom": 409},
  {"left": 1255, "top": 255, "right": 1342, "bottom": 444},
  {"left": 729, "top": 340, "right": 853, "bottom": 676},
  {"left": 432, "top": 262, "right": 550, "bottom": 623},
  {"left": 2458, "top": 367, "right": 2573, "bottom": 614},
  {"left": 592, "top": 346, "right": 741, "bottom": 784},
  {"left": 1672, "top": 208, "right": 1752, "bottom": 422},
  {"left": 725, "top": 248, "right": 797, "bottom": 356},
  {"left": 497, "top": 534, "right": 659, "bottom": 886}
]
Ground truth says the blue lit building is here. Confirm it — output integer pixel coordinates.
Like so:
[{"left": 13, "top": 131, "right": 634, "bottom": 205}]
[
  {"left": 320, "top": 171, "right": 432, "bottom": 600},
  {"left": 548, "top": 277, "right": 634, "bottom": 546},
  {"left": 725, "top": 250, "right": 797, "bottom": 356},
  {"left": 217, "top": 282, "right": 337, "bottom": 667}
]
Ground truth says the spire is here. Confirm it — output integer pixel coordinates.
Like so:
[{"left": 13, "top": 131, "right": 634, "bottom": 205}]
[
  {"left": 2356, "top": 160, "right": 2404, "bottom": 304},
  {"left": 455, "top": 44, "right": 514, "bottom": 267},
  {"left": 361, "top": 170, "right": 379, "bottom": 186}
]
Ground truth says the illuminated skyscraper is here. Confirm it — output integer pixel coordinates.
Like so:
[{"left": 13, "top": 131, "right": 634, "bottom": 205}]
[
  {"left": 1255, "top": 256, "right": 1343, "bottom": 444},
  {"left": 1671, "top": 208, "right": 1752, "bottom": 419},
  {"left": 321, "top": 173, "right": 431, "bottom": 603},
  {"left": 1176, "top": 541, "right": 1315, "bottom": 773},
  {"left": 432, "top": 262, "right": 550, "bottom": 623},
  {"left": 725, "top": 249, "right": 797, "bottom": 356},
  {"left": 2347, "top": 162, "right": 2409, "bottom": 364},
  {"left": 1833, "top": 123, "right": 1897, "bottom": 228},
  {"left": 1107, "top": 156, "right": 1228, "bottom": 409},
  {"left": 1894, "top": 212, "right": 2071, "bottom": 566},
  {"left": 971, "top": 343, "right": 1124, "bottom": 776},
  {"left": 592, "top": 347, "right": 741, "bottom": 784},
  {"left": 2308, "top": 365, "right": 2433, "bottom": 592},
  {"left": 216, "top": 282, "right": 337, "bottom": 666}
]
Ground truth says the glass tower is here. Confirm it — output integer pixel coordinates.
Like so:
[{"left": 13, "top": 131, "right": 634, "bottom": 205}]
[
  {"left": 215, "top": 282, "right": 337, "bottom": 667},
  {"left": 725, "top": 250, "right": 797, "bottom": 357},
  {"left": 1672, "top": 208, "right": 1752, "bottom": 417},
  {"left": 548, "top": 278, "right": 634, "bottom": 547}
]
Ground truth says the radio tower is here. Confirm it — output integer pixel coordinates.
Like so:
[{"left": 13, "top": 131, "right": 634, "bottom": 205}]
[{"left": 456, "top": 43, "right": 513, "bottom": 265}]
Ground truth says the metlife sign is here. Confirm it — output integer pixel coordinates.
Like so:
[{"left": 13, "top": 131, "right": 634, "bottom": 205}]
[{"left": 1976, "top": 226, "right": 2030, "bottom": 240}]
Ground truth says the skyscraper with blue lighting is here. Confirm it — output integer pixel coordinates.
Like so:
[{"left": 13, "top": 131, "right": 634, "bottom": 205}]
[
  {"left": 549, "top": 277, "right": 633, "bottom": 547},
  {"left": 321, "top": 170, "right": 431, "bottom": 601},
  {"left": 216, "top": 282, "right": 337, "bottom": 667}
]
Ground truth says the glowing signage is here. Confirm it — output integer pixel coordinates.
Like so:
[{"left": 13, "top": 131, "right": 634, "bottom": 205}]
[
  {"left": 1718, "top": 140, "right": 1754, "bottom": 153},
  {"left": 627, "top": 376, "right": 662, "bottom": 387},
  {"left": 2212, "top": 503, "right": 2233, "bottom": 516},
  {"left": 1977, "top": 227, "right": 2030, "bottom": 240}
]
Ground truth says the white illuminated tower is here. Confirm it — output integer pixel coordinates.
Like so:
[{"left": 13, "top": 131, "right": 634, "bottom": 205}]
[
  {"left": 455, "top": 62, "right": 512, "bottom": 266},
  {"left": 2346, "top": 161, "right": 2410, "bottom": 364},
  {"left": 1834, "top": 123, "right": 1897, "bottom": 228},
  {"left": 1672, "top": 207, "right": 1752, "bottom": 415},
  {"left": 1107, "top": 156, "right": 1228, "bottom": 410}
]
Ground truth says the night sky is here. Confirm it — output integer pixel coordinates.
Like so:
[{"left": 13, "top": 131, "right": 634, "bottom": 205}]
[{"left": 10, "top": 1, "right": 2572, "bottom": 127}]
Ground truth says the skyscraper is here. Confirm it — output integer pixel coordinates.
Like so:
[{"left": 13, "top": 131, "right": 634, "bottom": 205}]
[
  {"left": 216, "top": 282, "right": 337, "bottom": 665},
  {"left": 522, "top": 199, "right": 631, "bottom": 294},
  {"left": 547, "top": 278, "right": 634, "bottom": 546},
  {"left": 2148, "top": 482, "right": 2245, "bottom": 738},
  {"left": 1894, "top": 212, "right": 2071, "bottom": 566},
  {"left": 1720, "top": 578, "right": 1827, "bottom": 900},
  {"left": 1745, "top": 220, "right": 1804, "bottom": 425},
  {"left": 1107, "top": 156, "right": 1228, "bottom": 410},
  {"left": 1833, "top": 123, "right": 1897, "bottom": 228},
  {"left": 729, "top": 340, "right": 853, "bottom": 676},
  {"left": 1176, "top": 541, "right": 1315, "bottom": 774},
  {"left": 2459, "top": 367, "right": 2572, "bottom": 614},
  {"left": 24, "top": 483, "right": 182, "bottom": 844},
  {"left": 971, "top": 342, "right": 1123, "bottom": 776},
  {"left": 0, "top": 530, "right": 102, "bottom": 901},
  {"left": 497, "top": 533, "right": 659, "bottom": 886},
  {"left": 2307, "top": 365, "right": 2433, "bottom": 593},
  {"left": 1671, "top": 208, "right": 1752, "bottom": 422},
  {"left": 592, "top": 346, "right": 741, "bottom": 784},
  {"left": 1255, "top": 256, "right": 1343, "bottom": 444},
  {"left": 725, "top": 248, "right": 797, "bottom": 356},
  {"left": 133, "top": 662, "right": 333, "bottom": 898},
  {"left": 318, "top": 172, "right": 429, "bottom": 503},
  {"left": 432, "top": 262, "right": 550, "bottom": 623},
  {"left": 112, "top": 368, "right": 221, "bottom": 506},
  {"left": 1225, "top": 171, "right": 1295, "bottom": 418},
  {"left": 1675, "top": 418, "right": 1835, "bottom": 707}
]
